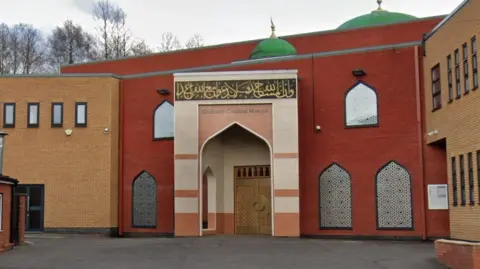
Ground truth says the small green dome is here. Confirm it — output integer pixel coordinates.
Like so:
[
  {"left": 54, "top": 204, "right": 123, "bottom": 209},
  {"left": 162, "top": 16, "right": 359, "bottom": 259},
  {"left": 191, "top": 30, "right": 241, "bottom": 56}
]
[
  {"left": 337, "top": 1, "right": 417, "bottom": 30},
  {"left": 249, "top": 21, "right": 297, "bottom": 60}
]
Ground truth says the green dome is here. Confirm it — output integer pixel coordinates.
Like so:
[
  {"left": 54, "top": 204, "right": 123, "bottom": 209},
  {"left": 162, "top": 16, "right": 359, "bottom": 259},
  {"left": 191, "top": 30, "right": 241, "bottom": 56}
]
[
  {"left": 337, "top": 5, "right": 417, "bottom": 30},
  {"left": 249, "top": 21, "right": 297, "bottom": 60}
]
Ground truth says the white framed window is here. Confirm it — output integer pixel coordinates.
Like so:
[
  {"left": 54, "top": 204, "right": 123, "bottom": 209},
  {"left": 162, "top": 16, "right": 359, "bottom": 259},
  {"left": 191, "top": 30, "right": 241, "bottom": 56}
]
[
  {"left": 0, "top": 193, "right": 3, "bottom": 231},
  {"left": 345, "top": 81, "right": 379, "bottom": 128},
  {"left": 3, "top": 103, "right": 15, "bottom": 128},
  {"left": 27, "top": 103, "right": 40, "bottom": 128},
  {"left": 51, "top": 102, "right": 63, "bottom": 127},
  {"left": 153, "top": 101, "right": 174, "bottom": 140},
  {"left": 75, "top": 102, "right": 87, "bottom": 127}
]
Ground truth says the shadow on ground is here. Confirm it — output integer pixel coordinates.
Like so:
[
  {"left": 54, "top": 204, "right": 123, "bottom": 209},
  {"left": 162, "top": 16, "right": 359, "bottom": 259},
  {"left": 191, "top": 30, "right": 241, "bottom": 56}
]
[{"left": 0, "top": 234, "right": 446, "bottom": 269}]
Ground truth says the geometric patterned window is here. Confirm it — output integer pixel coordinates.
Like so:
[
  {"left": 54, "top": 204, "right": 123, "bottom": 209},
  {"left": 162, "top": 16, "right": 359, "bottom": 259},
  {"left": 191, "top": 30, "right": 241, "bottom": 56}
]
[
  {"left": 153, "top": 101, "right": 174, "bottom": 140},
  {"left": 319, "top": 163, "right": 352, "bottom": 229},
  {"left": 376, "top": 161, "right": 413, "bottom": 230},
  {"left": 132, "top": 171, "right": 157, "bottom": 228},
  {"left": 345, "top": 81, "right": 378, "bottom": 128}
]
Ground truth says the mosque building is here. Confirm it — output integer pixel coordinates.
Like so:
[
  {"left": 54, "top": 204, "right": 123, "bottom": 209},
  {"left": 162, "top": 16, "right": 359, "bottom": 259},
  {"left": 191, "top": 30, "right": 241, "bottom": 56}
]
[{"left": 0, "top": 0, "right": 477, "bottom": 243}]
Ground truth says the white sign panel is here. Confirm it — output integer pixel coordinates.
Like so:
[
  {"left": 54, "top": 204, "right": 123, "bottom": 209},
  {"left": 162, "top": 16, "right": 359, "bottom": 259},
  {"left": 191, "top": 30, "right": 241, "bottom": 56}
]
[{"left": 427, "top": 184, "right": 449, "bottom": 210}]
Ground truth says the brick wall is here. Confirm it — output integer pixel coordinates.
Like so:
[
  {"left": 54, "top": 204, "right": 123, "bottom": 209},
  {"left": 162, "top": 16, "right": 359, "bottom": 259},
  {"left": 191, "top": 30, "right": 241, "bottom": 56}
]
[
  {"left": 0, "top": 183, "right": 12, "bottom": 251},
  {"left": 423, "top": 0, "right": 480, "bottom": 241},
  {"left": 60, "top": 17, "right": 443, "bottom": 75},
  {"left": 18, "top": 195, "right": 26, "bottom": 244},
  {"left": 435, "top": 239, "right": 480, "bottom": 269},
  {"left": 0, "top": 76, "right": 120, "bottom": 230},
  {"left": 120, "top": 45, "right": 449, "bottom": 237}
]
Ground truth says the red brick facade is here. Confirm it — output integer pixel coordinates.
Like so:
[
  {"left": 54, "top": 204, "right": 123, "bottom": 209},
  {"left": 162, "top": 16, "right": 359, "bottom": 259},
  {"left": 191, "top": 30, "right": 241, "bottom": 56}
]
[
  {"left": 114, "top": 45, "right": 449, "bottom": 238},
  {"left": 61, "top": 17, "right": 443, "bottom": 75},
  {"left": 435, "top": 239, "right": 480, "bottom": 269},
  {"left": 0, "top": 183, "right": 12, "bottom": 251},
  {"left": 59, "top": 17, "right": 450, "bottom": 238}
]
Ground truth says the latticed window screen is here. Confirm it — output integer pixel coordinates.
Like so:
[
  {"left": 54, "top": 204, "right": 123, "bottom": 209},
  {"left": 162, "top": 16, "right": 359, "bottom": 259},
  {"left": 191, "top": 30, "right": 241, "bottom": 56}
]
[
  {"left": 376, "top": 161, "right": 413, "bottom": 229},
  {"left": 132, "top": 171, "right": 157, "bottom": 228},
  {"left": 345, "top": 82, "right": 378, "bottom": 127},
  {"left": 319, "top": 163, "right": 352, "bottom": 229}
]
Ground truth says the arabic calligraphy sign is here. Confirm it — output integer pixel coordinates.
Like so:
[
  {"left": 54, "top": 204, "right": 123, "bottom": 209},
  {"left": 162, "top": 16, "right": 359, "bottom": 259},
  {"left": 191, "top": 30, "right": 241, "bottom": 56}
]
[{"left": 175, "top": 78, "right": 297, "bottom": 101}]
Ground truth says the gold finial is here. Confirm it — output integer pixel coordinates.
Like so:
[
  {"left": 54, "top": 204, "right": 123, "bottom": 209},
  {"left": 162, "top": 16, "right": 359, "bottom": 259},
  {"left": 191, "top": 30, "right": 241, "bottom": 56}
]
[
  {"left": 270, "top": 17, "right": 277, "bottom": 38},
  {"left": 376, "top": 0, "right": 384, "bottom": 11}
]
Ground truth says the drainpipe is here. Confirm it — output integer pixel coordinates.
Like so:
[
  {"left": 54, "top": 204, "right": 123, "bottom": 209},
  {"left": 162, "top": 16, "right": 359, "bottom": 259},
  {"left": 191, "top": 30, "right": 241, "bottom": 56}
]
[
  {"left": 9, "top": 179, "right": 18, "bottom": 246},
  {"left": 118, "top": 81, "right": 125, "bottom": 237},
  {"left": 414, "top": 46, "right": 428, "bottom": 240},
  {"left": 0, "top": 130, "right": 7, "bottom": 175}
]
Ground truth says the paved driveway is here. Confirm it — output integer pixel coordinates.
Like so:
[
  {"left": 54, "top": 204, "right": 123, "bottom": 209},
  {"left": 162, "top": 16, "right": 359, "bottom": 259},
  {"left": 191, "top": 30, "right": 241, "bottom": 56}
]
[{"left": 0, "top": 234, "right": 445, "bottom": 269}]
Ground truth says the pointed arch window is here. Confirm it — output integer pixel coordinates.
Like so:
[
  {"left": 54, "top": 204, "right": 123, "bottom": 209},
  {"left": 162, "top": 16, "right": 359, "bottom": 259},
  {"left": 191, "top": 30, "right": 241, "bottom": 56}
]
[
  {"left": 132, "top": 171, "right": 157, "bottom": 228},
  {"left": 153, "top": 101, "right": 174, "bottom": 140},
  {"left": 375, "top": 161, "right": 413, "bottom": 230},
  {"left": 318, "top": 163, "right": 352, "bottom": 229},
  {"left": 345, "top": 81, "right": 379, "bottom": 128}
]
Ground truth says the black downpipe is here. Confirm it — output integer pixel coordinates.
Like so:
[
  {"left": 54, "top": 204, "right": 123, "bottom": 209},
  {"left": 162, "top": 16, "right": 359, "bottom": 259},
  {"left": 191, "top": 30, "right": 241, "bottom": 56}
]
[
  {"left": 9, "top": 181, "right": 18, "bottom": 246},
  {"left": 311, "top": 55, "right": 317, "bottom": 132}
]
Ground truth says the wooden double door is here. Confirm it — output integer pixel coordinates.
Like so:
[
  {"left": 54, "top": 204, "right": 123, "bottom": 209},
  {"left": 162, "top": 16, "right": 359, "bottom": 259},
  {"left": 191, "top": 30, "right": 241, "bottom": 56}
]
[{"left": 234, "top": 165, "right": 272, "bottom": 235}]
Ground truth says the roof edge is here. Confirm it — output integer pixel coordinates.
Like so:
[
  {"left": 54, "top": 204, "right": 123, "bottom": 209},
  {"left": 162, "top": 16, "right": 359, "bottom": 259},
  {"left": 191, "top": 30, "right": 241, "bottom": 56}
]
[
  {"left": 425, "top": 0, "right": 470, "bottom": 41},
  {"left": 123, "top": 41, "right": 422, "bottom": 79},
  {"left": 0, "top": 175, "right": 19, "bottom": 185},
  {"left": 0, "top": 73, "right": 121, "bottom": 79},
  {"left": 60, "top": 15, "right": 444, "bottom": 69}
]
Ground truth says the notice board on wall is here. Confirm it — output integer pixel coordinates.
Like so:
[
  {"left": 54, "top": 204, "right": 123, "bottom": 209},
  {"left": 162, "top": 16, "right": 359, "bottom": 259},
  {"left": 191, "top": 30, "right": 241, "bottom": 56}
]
[{"left": 427, "top": 184, "right": 449, "bottom": 210}]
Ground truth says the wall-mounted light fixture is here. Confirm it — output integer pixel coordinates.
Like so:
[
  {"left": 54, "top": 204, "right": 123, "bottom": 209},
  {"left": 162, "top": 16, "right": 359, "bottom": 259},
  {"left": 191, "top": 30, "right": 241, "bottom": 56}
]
[
  {"left": 157, "top": 88, "right": 170, "bottom": 96},
  {"left": 352, "top": 69, "right": 366, "bottom": 77}
]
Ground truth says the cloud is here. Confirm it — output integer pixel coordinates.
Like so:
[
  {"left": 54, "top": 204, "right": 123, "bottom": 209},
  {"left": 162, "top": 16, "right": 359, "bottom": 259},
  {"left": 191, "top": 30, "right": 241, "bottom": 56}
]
[{"left": 71, "top": 0, "right": 96, "bottom": 15}]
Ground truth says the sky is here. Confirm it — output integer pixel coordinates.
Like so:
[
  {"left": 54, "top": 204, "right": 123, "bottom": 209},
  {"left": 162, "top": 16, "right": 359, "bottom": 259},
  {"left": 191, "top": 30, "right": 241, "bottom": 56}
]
[{"left": 0, "top": 0, "right": 464, "bottom": 48}]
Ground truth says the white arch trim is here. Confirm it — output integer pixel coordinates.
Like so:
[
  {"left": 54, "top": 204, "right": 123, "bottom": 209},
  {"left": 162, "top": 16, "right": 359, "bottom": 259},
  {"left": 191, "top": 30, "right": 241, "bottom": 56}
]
[{"left": 198, "top": 121, "right": 275, "bottom": 236}]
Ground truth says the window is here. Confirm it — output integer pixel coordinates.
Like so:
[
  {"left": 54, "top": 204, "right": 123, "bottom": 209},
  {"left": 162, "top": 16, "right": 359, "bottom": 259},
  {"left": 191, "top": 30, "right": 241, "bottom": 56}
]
[
  {"left": 132, "top": 171, "right": 157, "bottom": 228},
  {"left": 51, "top": 102, "right": 63, "bottom": 127},
  {"left": 27, "top": 103, "right": 40, "bottom": 128},
  {"left": 473, "top": 36, "right": 478, "bottom": 89},
  {"left": 452, "top": 156, "right": 458, "bottom": 206},
  {"left": 468, "top": 152, "right": 475, "bottom": 205},
  {"left": 153, "top": 101, "right": 174, "bottom": 140},
  {"left": 447, "top": 55, "right": 453, "bottom": 102},
  {"left": 75, "top": 102, "right": 87, "bottom": 127},
  {"left": 344, "top": 81, "right": 378, "bottom": 128},
  {"left": 0, "top": 193, "right": 2, "bottom": 231},
  {"left": 375, "top": 161, "right": 413, "bottom": 229},
  {"left": 319, "top": 163, "right": 352, "bottom": 229},
  {"left": 463, "top": 43, "right": 470, "bottom": 94},
  {"left": 460, "top": 154, "right": 466, "bottom": 206},
  {"left": 431, "top": 64, "right": 442, "bottom": 110},
  {"left": 3, "top": 103, "right": 15, "bottom": 128},
  {"left": 455, "top": 49, "right": 461, "bottom": 98}
]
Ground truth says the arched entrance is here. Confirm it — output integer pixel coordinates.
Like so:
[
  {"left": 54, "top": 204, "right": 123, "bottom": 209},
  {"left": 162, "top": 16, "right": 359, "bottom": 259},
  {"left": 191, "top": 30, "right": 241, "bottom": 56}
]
[{"left": 200, "top": 123, "right": 272, "bottom": 235}]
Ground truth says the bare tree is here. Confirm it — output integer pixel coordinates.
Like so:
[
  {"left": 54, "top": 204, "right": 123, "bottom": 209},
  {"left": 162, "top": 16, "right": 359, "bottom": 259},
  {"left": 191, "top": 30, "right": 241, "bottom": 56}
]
[
  {"left": 93, "top": 0, "right": 114, "bottom": 59},
  {"left": 0, "top": 23, "right": 46, "bottom": 74},
  {"left": 8, "top": 24, "right": 23, "bottom": 74},
  {"left": 129, "top": 39, "right": 153, "bottom": 55},
  {"left": 0, "top": 23, "right": 10, "bottom": 74},
  {"left": 184, "top": 33, "right": 204, "bottom": 49},
  {"left": 19, "top": 24, "right": 46, "bottom": 74},
  {"left": 92, "top": 0, "right": 152, "bottom": 59},
  {"left": 157, "top": 32, "right": 182, "bottom": 52},
  {"left": 47, "top": 20, "right": 98, "bottom": 71}
]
